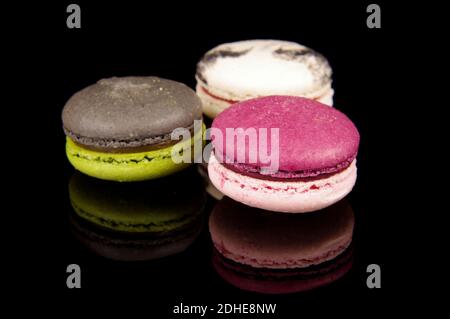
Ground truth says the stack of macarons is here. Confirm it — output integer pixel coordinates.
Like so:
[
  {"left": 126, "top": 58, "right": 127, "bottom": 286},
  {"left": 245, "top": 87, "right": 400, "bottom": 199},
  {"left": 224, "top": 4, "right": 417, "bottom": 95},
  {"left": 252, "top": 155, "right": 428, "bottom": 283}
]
[
  {"left": 195, "top": 41, "right": 359, "bottom": 213},
  {"left": 195, "top": 41, "right": 360, "bottom": 293},
  {"left": 195, "top": 39, "right": 339, "bottom": 200},
  {"left": 62, "top": 77, "right": 208, "bottom": 260},
  {"left": 62, "top": 76, "right": 204, "bottom": 182}
]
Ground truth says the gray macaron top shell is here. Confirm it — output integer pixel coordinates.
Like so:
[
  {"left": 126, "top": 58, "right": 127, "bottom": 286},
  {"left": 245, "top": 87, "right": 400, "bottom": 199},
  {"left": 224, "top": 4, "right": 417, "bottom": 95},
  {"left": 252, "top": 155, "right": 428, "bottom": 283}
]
[{"left": 62, "top": 76, "right": 202, "bottom": 149}]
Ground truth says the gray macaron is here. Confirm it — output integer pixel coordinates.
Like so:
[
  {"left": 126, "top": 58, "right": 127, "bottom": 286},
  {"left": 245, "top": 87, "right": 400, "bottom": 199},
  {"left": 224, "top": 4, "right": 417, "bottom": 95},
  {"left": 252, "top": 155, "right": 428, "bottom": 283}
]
[{"left": 62, "top": 76, "right": 202, "bottom": 151}]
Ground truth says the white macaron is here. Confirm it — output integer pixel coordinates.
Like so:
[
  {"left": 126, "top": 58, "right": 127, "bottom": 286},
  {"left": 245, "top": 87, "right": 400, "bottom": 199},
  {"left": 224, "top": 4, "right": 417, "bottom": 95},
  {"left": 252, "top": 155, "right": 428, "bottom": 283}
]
[{"left": 196, "top": 39, "right": 334, "bottom": 118}]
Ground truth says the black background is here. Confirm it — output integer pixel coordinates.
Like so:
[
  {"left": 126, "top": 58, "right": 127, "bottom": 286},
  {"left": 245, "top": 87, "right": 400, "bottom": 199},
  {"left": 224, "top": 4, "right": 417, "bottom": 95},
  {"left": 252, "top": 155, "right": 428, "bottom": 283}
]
[{"left": 11, "top": 0, "right": 415, "bottom": 316}]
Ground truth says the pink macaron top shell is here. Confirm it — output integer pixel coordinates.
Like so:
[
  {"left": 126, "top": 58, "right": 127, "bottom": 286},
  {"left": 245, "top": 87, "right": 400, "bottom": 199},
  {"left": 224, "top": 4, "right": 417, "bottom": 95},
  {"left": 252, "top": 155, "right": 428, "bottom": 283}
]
[{"left": 211, "top": 96, "right": 359, "bottom": 178}]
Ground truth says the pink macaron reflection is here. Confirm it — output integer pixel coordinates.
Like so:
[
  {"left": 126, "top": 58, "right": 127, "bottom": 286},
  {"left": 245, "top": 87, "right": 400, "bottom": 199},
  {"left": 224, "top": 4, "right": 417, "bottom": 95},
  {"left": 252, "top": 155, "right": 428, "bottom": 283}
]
[
  {"left": 212, "top": 245, "right": 353, "bottom": 295},
  {"left": 209, "top": 197, "right": 354, "bottom": 294}
]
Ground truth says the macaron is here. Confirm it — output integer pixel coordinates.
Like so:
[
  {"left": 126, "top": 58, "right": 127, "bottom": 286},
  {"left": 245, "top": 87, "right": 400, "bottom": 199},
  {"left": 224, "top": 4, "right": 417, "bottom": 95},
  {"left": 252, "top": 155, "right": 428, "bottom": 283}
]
[
  {"left": 208, "top": 96, "right": 359, "bottom": 213},
  {"left": 62, "top": 76, "right": 204, "bottom": 182},
  {"left": 68, "top": 167, "right": 206, "bottom": 261},
  {"left": 196, "top": 39, "right": 333, "bottom": 118},
  {"left": 212, "top": 244, "right": 353, "bottom": 294},
  {"left": 209, "top": 197, "right": 355, "bottom": 269}
]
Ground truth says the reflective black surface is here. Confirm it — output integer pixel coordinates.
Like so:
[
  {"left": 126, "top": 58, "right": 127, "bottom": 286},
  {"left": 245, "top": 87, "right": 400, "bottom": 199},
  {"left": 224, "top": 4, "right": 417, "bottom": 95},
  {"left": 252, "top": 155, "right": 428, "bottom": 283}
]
[
  {"left": 59, "top": 165, "right": 367, "bottom": 316},
  {"left": 19, "top": 1, "right": 405, "bottom": 316}
]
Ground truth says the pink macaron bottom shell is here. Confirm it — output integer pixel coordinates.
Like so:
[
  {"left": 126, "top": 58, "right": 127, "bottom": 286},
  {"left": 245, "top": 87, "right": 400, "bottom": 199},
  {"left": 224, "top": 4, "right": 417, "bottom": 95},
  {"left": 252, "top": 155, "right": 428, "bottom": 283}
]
[
  {"left": 208, "top": 153, "right": 357, "bottom": 213},
  {"left": 212, "top": 249, "right": 353, "bottom": 294}
]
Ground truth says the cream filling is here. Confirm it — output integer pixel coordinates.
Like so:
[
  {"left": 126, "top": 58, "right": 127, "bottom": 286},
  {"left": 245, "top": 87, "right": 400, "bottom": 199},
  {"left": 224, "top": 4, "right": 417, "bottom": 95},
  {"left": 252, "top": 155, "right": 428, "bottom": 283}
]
[{"left": 196, "top": 82, "right": 334, "bottom": 118}]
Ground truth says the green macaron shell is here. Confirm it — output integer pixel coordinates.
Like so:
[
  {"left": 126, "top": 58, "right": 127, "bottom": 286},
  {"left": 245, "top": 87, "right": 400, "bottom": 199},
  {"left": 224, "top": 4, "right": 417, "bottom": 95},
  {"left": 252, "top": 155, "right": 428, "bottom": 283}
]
[
  {"left": 68, "top": 169, "right": 206, "bottom": 234},
  {"left": 66, "top": 124, "right": 205, "bottom": 182}
]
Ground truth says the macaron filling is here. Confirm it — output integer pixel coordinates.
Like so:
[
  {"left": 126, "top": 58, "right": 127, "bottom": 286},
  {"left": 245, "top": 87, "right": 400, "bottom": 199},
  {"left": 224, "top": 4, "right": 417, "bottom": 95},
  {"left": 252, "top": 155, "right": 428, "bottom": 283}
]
[
  {"left": 198, "top": 83, "right": 332, "bottom": 107},
  {"left": 64, "top": 121, "right": 199, "bottom": 153},
  {"left": 199, "top": 86, "right": 239, "bottom": 104},
  {"left": 66, "top": 127, "right": 201, "bottom": 165},
  {"left": 219, "top": 152, "right": 357, "bottom": 181}
]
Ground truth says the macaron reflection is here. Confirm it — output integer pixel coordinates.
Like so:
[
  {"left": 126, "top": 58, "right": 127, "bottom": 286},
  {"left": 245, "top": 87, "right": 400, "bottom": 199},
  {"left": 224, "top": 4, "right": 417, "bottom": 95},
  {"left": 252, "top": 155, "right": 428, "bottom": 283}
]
[
  {"left": 68, "top": 167, "right": 206, "bottom": 261},
  {"left": 212, "top": 244, "right": 353, "bottom": 295},
  {"left": 209, "top": 197, "right": 354, "bottom": 294}
]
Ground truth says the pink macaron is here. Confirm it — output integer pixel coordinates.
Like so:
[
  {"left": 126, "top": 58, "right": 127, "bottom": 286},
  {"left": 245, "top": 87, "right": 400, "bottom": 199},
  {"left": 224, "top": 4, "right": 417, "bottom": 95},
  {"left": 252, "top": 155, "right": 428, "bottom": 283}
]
[
  {"left": 208, "top": 96, "right": 360, "bottom": 212},
  {"left": 209, "top": 197, "right": 355, "bottom": 270}
]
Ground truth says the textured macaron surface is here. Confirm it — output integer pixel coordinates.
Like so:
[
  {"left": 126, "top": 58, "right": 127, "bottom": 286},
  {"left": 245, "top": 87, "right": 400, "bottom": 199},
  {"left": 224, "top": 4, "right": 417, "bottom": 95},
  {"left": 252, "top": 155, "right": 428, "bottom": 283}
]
[
  {"left": 196, "top": 40, "right": 332, "bottom": 100},
  {"left": 212, "top": 96, "right": 359, "bottom": 177},
  {"left": 209, "top": 198, "right": 354, "bottom": 269},
  {"left": 62, "top": 76, "right": 202, "bottom": 149}
]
